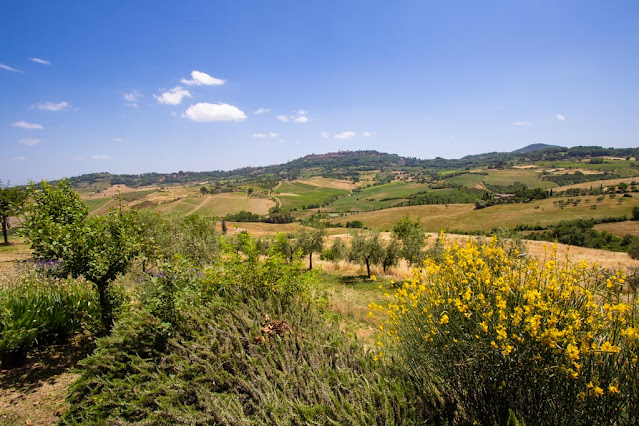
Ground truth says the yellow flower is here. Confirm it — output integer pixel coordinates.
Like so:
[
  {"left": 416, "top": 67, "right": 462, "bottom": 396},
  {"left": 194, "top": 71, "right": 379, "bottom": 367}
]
[
  {"left": 622, "top": 327, "right": 638, "bottom": 340},
  {"left": 608, "top": 384, "right": 620, "bottom": 395},
  {"left": 440, "top": 314, "right": 449, "bottom": 325},
  {"left": 565, "top": 343, "right": 580, "bottom": 361}
]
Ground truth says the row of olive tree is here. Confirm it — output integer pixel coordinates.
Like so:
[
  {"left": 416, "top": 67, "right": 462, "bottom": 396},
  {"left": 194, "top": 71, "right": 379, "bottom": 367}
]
[{"left": 266, "top": 216, "right": 428, "bottom": 278}]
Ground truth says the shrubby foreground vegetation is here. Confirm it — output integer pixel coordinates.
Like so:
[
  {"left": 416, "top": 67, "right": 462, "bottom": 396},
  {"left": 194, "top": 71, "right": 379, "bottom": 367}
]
[
  {"left": 372, "top": 235, "right": 639, "bottom": 425},
  {"left": 1, "top": 179, "right": 638, "bottom": 424}
]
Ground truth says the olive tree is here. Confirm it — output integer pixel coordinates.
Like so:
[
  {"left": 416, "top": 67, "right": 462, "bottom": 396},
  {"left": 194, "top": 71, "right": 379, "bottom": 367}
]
[
  {"left": 349, "top": 230, "right": 383, "bottom": 278},
  {"left": 393, "top": 216, "right": 426, "bottom": 266},
  {"left": 296, "top": 226, "right": 325, "bottom": 270}
]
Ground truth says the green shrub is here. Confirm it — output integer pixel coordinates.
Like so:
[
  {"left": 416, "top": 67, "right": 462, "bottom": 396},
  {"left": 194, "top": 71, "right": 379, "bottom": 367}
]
[
  {"left": 0, "top": 267, "right": 99, "bottom": 351},
  {"left": 373, "top": 235, "right": 639, "bottom": 425},
  {"left": 64, "top": 254, "right": 436, "bottom": 424}
]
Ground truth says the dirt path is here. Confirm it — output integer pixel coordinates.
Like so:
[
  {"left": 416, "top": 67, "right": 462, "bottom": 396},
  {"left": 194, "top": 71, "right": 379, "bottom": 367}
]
[{"left": 185, "top": 196, "right": 210, "bottom": 216}]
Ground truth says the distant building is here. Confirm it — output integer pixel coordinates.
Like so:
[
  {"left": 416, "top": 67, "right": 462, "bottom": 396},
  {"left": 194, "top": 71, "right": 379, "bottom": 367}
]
[{"left": 494, "top": 193, "right": 516, "bottom": 200}]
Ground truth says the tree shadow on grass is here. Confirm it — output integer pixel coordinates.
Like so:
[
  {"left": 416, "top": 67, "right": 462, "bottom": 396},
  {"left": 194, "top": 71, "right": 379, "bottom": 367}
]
[
  {"left": 339, "top": 275, "right": 371, "bottom": 285},
  {"left": 0, "top": 335, "right": 95, "bottom": 396}
]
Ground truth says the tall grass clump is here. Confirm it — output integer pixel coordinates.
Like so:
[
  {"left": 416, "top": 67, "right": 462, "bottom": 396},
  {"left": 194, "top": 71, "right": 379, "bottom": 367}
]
[
  {"left": 372, "top": 233, "right": 639, "bottom": 425},
  {"left": 0, "top": 266, "right": 99, "bottom": 351}
]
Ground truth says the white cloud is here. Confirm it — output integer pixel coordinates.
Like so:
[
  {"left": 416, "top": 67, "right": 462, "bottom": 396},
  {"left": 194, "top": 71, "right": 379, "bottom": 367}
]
[
  {"left": 13, "top": 156, "right": 26, "bottom": 161},
  {"left": 556, "top": 113, "right": 566, "bottom": 121},
  {"left": 112, "top": 137, "right": 125, "bottom": 142},
  {"left": 12, "top": 121, "right": 43, "bottom": 129},
  {"left": 170, "top": 111, "right": 177, "bottom": 117},
  {"left": 277, "top": 110, "right": 309, "bottom": 123},
  {"left": 19, "top": 138, "right": 40, "bottom": 146},
  {"left": 32, "top": 101, "right": 70, "bottom": 111},
  {"left": 180, "top": 70, "right": 224, "bottom": 86},
  {"left": 320, "top": 132, "right": 329, "bottom": 138},
  {"left": 183, "top": 102, "right": 247, "bottom": 122},
  {"left": 335, "top": 131, "right": 356, "bottom": 139},
  {"left": 28, "top": 57, "right": 50, "bottom": 65},
  {"left": 362, "top": 131, "right": 374, "bottom": 137},
  {"left": 123, "top": 91, "right": 141, "bottom": 108},
  {"left": 155, "top": 86, "right": 191, "bottom": 105},
  {"left": 513, "top": 121, "right": 533, "bottom": 126},
  {"left": 252, "top": 132, "right": 278, "bottom": 138},
  {"left": 255, "top": 107, "right": 271, "bottom": 114},
  {"left": 91, "top": 154, "right": 110, "bottom": 160},
  {"left": 0, "top": 63, "right": 22, "bottom": 72}
]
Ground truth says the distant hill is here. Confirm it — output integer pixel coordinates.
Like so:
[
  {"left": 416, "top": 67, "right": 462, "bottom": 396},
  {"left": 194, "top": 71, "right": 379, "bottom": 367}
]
[
  {"left": 512, "top": 143, "right": 563, "bottom": 154},
  {"left": 64, "top": 145, "right": 639, "bottom": 189}
]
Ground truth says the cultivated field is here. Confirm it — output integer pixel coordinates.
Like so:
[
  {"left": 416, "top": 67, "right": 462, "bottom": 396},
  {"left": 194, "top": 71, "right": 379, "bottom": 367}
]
[
  {"left": 330, "top": 196, "right": 639, "bottom": 232},
  {"left": 448, "top": 168, "right": 557, "bottom": 189}
]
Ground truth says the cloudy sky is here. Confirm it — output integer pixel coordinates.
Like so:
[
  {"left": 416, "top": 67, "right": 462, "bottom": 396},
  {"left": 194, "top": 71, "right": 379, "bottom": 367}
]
[{"left": 2, "top": 1, "right": 639, "bottom": 184}]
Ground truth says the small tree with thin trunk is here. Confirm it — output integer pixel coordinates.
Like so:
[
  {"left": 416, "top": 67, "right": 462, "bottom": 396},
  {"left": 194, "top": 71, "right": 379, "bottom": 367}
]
[
  {"left": 296, "top": 227, "right": 325, "bottom": 270},
  {"left": 349, "top": 230, "right": 383, "bottom": 278},
  {"left": 0, "top": 180, "right": 27, "bottom": 245},
  {"left": 23, "top": 179, "right": 137, "bottom": 331}
]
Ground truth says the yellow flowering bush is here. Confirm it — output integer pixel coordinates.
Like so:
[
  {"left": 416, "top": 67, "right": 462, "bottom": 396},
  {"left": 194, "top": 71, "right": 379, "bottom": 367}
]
[{"left": 372, "top": 234, "right": 638, "bottom": 425}]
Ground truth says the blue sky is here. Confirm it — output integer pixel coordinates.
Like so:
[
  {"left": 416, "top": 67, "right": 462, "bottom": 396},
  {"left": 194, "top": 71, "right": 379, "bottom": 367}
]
[{"left": 2, "top": 1, "right": 639, "bottom": 184}]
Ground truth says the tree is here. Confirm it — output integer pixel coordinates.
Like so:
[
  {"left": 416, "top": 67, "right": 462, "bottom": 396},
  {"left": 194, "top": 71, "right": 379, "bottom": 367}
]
[
  {"left": 393, "top": 216, "right": 426, "bottom": 265},
  {"left": 381, "top": 236, "right": 401, "bottom": 273},
  {"left": 632, "top": 206, "right": 639, "bottom": 221},
  {"left": 320, "top": 237, "right": 346, "bottom": 263},
  {"left": 0, "top": 180, "right": 27, "bottom": 245},
  {"left": 296, "top": 227, "right": 325, "bottom": 270},
  {"left": 349, "top": 230, "right": 383, "bottom": 278},
  {"left": 23, "top": 179, "right": 137, "bottom": 331},
  {"left": 272, "top": 233, "right": 296, "bottom": 263}
]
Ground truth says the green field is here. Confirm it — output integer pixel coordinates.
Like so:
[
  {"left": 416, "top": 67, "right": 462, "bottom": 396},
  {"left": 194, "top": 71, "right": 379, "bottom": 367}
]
[
  {"left": 448, "top": 169, "right": 557, "bottom": 189},
  {"left": 275, "top": 181, "right": 348, "bottom": 210},
  {"left": 84, "top": 197, "right": 114, "bottom": 213},
  {"left": 119, "top": 189, "right": 157, "bottom": 202}
]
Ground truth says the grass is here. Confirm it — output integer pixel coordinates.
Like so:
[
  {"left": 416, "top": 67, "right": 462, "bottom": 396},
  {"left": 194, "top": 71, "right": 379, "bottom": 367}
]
[
  {"left": 315, "top": 270, "right": 390, "bottom": 346},
  {"left": 448, "top": 169, "right": 557, "bottom": 189},
  {"left": 594, "top": 220, "right": 639, "bottom": 237},
  {"left": 353, "top": 182, "right": 430, "bottom": 200},
  {"left": 275, "top": 181, "right": 348, "bottom": 210},
  {"left": 118, "top": 189, "right": 157, "bottom": 202},
  {"left": 317, "top": 182, "right": 434, "bottom": 213},
  {"left": 84, "top": 197, "right": 113, "bottom": 213},
  {"left": 330, "top": 196, "right": 639, "bottom": 232},
  {"left": 153, "top": 193, "right": 273, "bottom": 217},
  {"left": 535, "top": 159, "right": 639, "bottom": 177}
]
